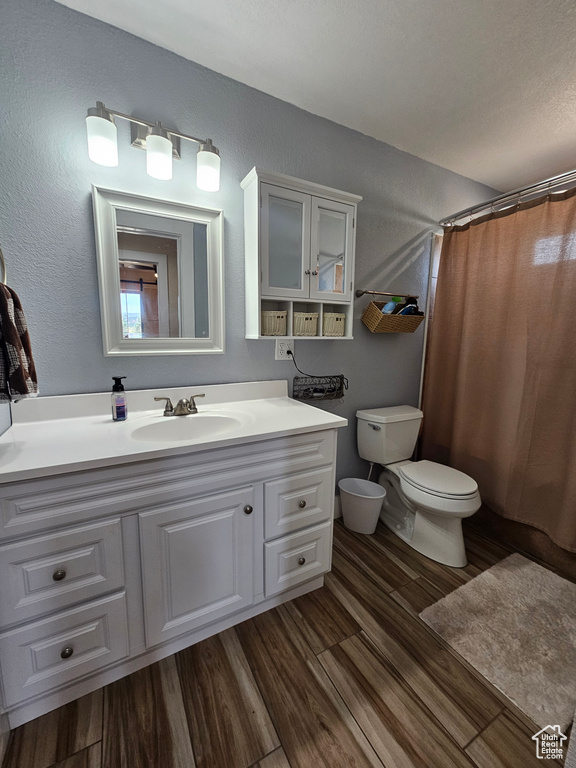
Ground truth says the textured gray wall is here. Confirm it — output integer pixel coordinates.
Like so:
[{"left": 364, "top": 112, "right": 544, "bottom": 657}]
[{"left": 0, "top": 0, "right": 495, "bottom": 480}]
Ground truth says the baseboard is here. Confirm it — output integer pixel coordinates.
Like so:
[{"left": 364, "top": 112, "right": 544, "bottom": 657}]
[
  {"left": 467, "top": 505, "right": 576, "bottom": 582},
  {"left": 0, "top": 712, "right": 9, "bottom": 764},
  {"left": 334, "top": 493, "right": 342, "bottom": 519}
]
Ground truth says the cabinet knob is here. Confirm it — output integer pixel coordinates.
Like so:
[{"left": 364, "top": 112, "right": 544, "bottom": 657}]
[
  {"left": 52, "top": 568, "right": 67, "bottom": 582},
  {"left": 298, "top": 500, "right": 307, "bottom": 509},
  {"left": 311, "top": 271, "right": 318, "bottom": 276},
  {"left": 243, "top": 505, "right": 253, "bottom": 515},
  {"left": 60, "top": 646, "right": 74, "bottom": 660},
  {"left": 304, "top": 270, "right": 311, "bottom": 275},
  {"left": 298, "top": 557, "right": 306, "bottom": 566}
]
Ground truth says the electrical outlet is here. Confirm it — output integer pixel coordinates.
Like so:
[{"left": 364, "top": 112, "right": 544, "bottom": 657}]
[{"left": 275, "top": 338, "right": 295, "bottom": 361}]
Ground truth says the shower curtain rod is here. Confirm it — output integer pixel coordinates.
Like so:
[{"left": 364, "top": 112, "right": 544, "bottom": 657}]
[{"left": 440, "top": 165, "right": 576, "bottom": 227}]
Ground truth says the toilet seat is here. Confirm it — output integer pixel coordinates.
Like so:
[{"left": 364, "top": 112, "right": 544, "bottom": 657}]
[
  {"left": 384, "top": 461, "right": 481, "bottom": 519},
  {"left": 398, "top": 460, "right": 478, "bottom": 500}
]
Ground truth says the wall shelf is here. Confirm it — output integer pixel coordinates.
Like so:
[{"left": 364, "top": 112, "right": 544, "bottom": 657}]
[{"left": 242, "top": 168, "right": 362, "bottom": 340}]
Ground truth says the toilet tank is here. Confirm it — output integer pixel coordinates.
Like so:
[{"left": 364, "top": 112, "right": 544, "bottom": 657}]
[{"left": 356, "top": 405, "right": 423, "bottom": 464}]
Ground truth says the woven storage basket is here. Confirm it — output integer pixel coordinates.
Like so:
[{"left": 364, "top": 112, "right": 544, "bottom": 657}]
[
  {"left": 293, "top": 311, "right": 319, "bottom": 336},
  {"left": 322, "top": 312, "right": 346, "bottom": 337},
  {"left": 261, "top": 310, "right": 287, "bottom": 336},
  {"left": 361, "top": 301, "right": 424, "bottom": 333}
]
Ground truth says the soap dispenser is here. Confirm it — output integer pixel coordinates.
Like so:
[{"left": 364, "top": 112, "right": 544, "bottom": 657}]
[{"left": 111, "top": 377, "right": 127, "bottom": 421}]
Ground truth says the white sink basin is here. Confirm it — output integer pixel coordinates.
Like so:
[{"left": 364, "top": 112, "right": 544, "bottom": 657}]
[{"left": 130, "top": 412, "right": 250, "bottom": 443}]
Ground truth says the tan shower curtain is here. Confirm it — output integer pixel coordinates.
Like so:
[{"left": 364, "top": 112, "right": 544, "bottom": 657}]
[{"left": 421, "top": 189, "right": 576, "bottom": 552}]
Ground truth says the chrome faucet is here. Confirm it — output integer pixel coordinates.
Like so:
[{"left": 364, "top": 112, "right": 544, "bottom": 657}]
[{"left": 154, "top": 393, "right": 205, "bottom": 416}]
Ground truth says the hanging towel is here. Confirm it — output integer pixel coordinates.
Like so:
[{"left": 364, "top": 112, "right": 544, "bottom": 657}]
[{"left": 0, "top": 284, "right": 38, "bottom": 402}]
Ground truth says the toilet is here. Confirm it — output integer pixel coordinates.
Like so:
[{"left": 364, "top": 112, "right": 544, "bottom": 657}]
[{"left": 356, "top": 405, "right": 481, "bottom": 567}]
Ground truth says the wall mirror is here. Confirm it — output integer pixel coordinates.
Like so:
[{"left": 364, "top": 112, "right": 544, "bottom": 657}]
[{"left": 92, "top": 186, "right": 224, "bottom": 355}]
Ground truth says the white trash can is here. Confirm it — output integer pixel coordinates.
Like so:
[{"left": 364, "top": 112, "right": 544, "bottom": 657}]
[{"left": 338, "top": 478, "right": 386, "bottom": 534}]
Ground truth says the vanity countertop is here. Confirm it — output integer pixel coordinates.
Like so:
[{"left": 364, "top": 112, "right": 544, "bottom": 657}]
[{"left": 0, "top": 380, "right": 347, "bottom": 483}]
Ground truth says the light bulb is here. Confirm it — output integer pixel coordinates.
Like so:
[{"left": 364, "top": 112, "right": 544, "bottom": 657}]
[
  {"left": 146, "top": 127, "right": 172, "bottom": 180},
  {"left": 197, "top": 142, "right": 220, "bottom": 191},
  {"left": 86, "top": 104, "right": 118, "bottom": 167}
]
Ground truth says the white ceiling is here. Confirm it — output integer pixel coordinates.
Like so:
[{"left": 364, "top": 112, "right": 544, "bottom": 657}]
[{"left": 56, "top": 0, "right": 576, "bottom": 192}]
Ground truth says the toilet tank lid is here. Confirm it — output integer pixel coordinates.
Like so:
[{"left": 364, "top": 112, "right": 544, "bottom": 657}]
[{"left": 356, "top": 405, "right": 423, "bottom": 424}]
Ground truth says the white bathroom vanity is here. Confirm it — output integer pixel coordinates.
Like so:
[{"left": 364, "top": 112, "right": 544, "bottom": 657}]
[{"left": 0, "top": 381, "right": 346, "bottom": 727}]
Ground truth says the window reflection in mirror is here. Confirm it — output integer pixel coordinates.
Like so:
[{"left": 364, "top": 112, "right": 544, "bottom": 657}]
[{"left": 118, "top": 235, "right": 179, "bottom": 338}]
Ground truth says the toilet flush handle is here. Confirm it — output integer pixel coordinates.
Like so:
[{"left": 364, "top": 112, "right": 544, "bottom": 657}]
[{"left": 368, "top": 423, "right": 381, "bottom": 431}]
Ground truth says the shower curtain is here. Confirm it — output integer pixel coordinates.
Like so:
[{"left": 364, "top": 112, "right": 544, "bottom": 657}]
[{"left": 421, "top": 189, "right": 576, "bottom": 552}]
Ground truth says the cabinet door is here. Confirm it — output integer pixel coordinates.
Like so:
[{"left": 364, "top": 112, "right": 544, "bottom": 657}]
[
  {"left": 139, "top": 487, "right": 255, "bottom": 647},
  {"left": 261, "top": 184, "right": 311, "bottom": 298},
  {"left": 309, "top": 198, "right": 355, "bottom": 301}
]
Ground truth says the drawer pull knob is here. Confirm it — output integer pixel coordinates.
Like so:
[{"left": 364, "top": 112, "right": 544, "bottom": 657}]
[
  {"left": 298, "top": 500, "right": 307, "bottom": 509},
  {"left": 298, "top": 557, "right": 306, "bottom": 566},
  {"left": 52, "top": 569, "right": 67, "bottom": 582},
  {"left": 60, "top": 646, "right": 74, "bottom": 660},
  {"left": 243, "top": 505, "right": 253, "bottom": 515}
]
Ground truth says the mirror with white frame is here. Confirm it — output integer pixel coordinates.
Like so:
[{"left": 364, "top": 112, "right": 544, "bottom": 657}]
[{"left": 92, "top": 186, "right": 224, "bottom": 355}]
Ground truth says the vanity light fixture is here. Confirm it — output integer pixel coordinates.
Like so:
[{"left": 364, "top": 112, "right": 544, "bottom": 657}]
[
  {"left": 146, "top": 123, "right": 173, "bottom": 181},
  {"left": 86, "top": 103, "right": 118, "bottom": 167},
  {"left": 196, "top": 140, "right": 221, "bottom": 192},
  {"left": 86, "top": 102, "right": 221, "bottom": 191}
]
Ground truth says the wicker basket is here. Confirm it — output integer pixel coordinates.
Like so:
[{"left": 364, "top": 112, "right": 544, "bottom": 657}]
[
  {"left": 361, "top": 301, "right": 424, "bottom": 333},
  {"left": 293, "top": 311, "right": 319, "bottom": 336},
  {"left": 322, "top": 312, "right": 346, "bottom": 337},
  {"left": 261, "top": 310, "right": 287, "bottom": 336}
]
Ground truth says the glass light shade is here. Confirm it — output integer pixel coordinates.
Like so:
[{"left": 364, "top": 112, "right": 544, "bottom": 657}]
[
  {"left": 197, "top": 148, "right": 221, "bottom": 191},
  {"left": 146, "top": 133, "right": 173, "bottom": 180},
  {"left": 86, "top": 115, "right": 118, "bottom": 167}
]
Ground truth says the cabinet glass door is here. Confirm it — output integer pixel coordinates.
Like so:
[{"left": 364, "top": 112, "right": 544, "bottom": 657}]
[
  {"left": 261, "top": 184, "right": 311, "bottom": 298},
  {"left": 310, "top": 199, "right": 354, "bottom": 301}
]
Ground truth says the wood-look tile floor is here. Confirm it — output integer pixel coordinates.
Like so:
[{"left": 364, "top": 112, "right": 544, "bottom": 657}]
[{"left": 2, "top": 521, "right": 568, "bottom": 768}]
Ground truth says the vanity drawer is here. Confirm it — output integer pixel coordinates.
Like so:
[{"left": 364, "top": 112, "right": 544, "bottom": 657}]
[
  {"left": 264, "top": 467, "right": 333, "bottom": 539},
  {"left": 0, "top": 591, "right": 129, "bottom": 706},
  {"left": 0, "top": 519, "right": 124, "bottom": 627},
  {"left": 264, "top": 520, "right": 332, "bottom": 597}
]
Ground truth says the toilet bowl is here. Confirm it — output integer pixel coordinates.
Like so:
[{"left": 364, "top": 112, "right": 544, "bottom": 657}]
[
  {"left": 356, "top": 406, "right": 481, "bottom": 567},
  {"left": 378, "top": 459, "right": 480, "bottom": 567}
]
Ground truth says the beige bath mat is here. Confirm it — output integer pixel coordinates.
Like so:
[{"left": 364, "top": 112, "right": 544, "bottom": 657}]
[{"left": 420, "top": 553, "right": 576, "bottom": 730}]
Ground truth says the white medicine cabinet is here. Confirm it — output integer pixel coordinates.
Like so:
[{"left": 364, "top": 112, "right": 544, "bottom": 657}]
[{"left": 242, "top": 168, "right": 362, "bottom": 339}]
